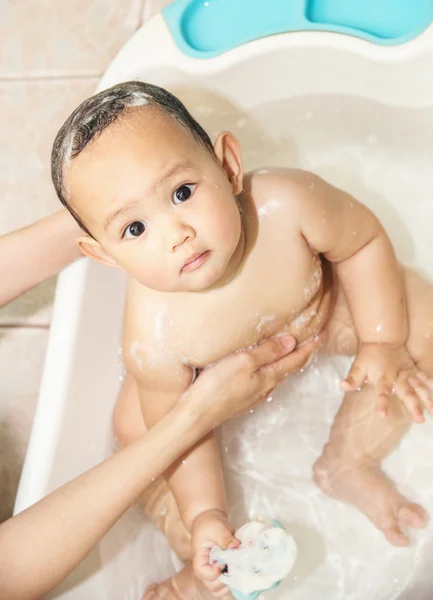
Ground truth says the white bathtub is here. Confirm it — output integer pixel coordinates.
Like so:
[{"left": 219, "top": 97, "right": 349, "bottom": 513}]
[{"left": 15, "top": 11, "right": 433, "bottom": 600}]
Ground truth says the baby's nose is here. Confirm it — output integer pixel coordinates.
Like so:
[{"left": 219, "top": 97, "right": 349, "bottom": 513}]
[{"left": 163, "top": 215, "right": 195, "bottom": 252}]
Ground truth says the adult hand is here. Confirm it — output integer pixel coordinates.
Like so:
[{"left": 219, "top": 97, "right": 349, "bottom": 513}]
[{"left": 185, "top": 335, "right": 317, "bottom": 427}]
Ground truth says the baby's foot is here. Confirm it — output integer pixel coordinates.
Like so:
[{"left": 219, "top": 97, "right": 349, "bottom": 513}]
[
  {"left": 313, "top": 454, "right": 428, "bottom": 546},
  {"left": 142, "top": 564, "right": 224, "bottom": 600}
]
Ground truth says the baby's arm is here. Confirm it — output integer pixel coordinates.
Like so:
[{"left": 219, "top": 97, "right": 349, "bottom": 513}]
[{"left": 275, "top": 169, "right": 430, "bottom": 419}]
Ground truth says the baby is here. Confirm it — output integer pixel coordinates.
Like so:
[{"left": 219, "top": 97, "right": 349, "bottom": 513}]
[{"left": 51, "top": 81, "right": 433, "bottom": 599}]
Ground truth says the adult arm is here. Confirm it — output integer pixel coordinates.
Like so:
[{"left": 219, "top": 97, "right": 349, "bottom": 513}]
[
  {"left": 0, "top": 334, "right": 315, "bottom": 600},
  {"left": 0, "top": 210, "right": 82, "bottom": 307}
]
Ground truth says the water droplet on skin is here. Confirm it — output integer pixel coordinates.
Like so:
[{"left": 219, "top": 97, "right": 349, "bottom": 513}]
[
  {"left": 376, "top": 324, "right": 382, "bottom": 332},
  {"left": 151, "top": 477, "right": 155, "bottom": 482},
  {"left": 267, "top": 396, "right": 273, "bottom": 403},
  {"left": 250, "top": 409, "right": 254, "bottom": 414},
  {"left": 182, "top": 460, "right": 187, "bottom": 465}
]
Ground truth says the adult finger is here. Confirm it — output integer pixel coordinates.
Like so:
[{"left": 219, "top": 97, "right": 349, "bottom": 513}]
[
  {"left": 245, "top": 335, "right": 296, "bottom": 369},
  {"left": 265, "top": 337, "right": 318, "bottom": 380}
]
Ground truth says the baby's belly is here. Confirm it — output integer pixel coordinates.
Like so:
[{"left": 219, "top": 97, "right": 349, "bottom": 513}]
[
  {"left": 190, "top": 262, "right": 336, "bottom": 369},
  {"left": 275, "top": 261, "right": 335, "bottom": 345}
]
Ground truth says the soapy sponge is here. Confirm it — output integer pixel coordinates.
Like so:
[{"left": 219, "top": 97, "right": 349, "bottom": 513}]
[{"left": 210, "top": 519, "right": 297, "bottom": 600}]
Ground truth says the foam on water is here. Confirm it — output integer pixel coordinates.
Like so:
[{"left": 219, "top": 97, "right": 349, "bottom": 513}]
[{"left": 101, "top": 94, "right": 433, "bottom": 600}]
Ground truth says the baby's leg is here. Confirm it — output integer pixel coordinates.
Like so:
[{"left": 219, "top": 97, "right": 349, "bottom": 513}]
[
  {"left": 114, "top": 376, "right": 191, "bottom": 561},
  {"left": 313, "top": 387, "right": 427, "bottom": 545},
  {"left": 316, "top": 269, "right": 433, "bottom": 546},
  {"left": 114, "top": 377, "right": 218, "bottom": 599}
]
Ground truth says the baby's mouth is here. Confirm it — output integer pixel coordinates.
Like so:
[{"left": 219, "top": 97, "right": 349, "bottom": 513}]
[{"left": 181, "top": 250, "right": 210, "bottom": 273}]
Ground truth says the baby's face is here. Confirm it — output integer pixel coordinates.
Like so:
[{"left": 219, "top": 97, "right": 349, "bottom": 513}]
[{"left": 67, "top": 109, "right": 243, "bottom": 292}]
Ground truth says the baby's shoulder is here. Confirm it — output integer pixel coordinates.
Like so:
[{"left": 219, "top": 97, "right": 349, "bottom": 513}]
[{"left": 244, "top": 168, "right": 323, "bottom": 222}]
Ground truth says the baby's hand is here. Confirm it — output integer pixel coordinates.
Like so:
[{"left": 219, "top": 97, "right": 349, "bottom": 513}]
[
  {"left": 191, "top": 509, "right": 239, "bottom": 598},
  {"left": 341, "top": 342, "right": 433, "bottom": 422}
]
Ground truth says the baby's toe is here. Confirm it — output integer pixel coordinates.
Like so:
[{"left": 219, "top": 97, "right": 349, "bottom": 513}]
[
  {"left": 399, "top": 504, "right": 428, "bottom": 529},
  {"left": 382, "top": 524, "right": 410, "bottom": 547}
]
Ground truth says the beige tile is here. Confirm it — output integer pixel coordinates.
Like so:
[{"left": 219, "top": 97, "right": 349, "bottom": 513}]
[
  {"left": 0, "top": 78, "right": 99, "bottom": 235},
  {"left": 0, "top": 327, "right": 49, "bottom": 522},
  {"left": 142, "top": 0, "right": 172, "bottom": 21},
  {"left": 0, "top": 0, "right": 143, "bottom": 78},
  {"left": 0, "top": 78, "right": 97, "bottom": 325}
]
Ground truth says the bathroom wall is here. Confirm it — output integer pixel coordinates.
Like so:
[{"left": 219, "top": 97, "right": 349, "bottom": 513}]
[{"left": 0, "top": 0, "right": 171, "bottom": 523}]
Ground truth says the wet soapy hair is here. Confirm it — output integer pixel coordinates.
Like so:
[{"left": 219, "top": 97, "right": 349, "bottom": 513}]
[{"left": 51, "top": 80, "right": 214, "bottom": 235}]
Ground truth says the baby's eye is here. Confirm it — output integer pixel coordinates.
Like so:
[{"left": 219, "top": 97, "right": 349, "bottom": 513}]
[
  {"left": 123, "top": 220, "right": 147, "bottom": 239},
  {"left": 173, "top": 184, "right": 195, "bottom": 205}
]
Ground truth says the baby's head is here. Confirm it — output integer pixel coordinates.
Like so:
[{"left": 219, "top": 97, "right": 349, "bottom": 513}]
[{"left": 52, "top": 81, "right": 245, "bottom": 292}]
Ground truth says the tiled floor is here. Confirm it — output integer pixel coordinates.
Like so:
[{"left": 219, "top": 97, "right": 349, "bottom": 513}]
[{"left": 0, "top": 0, "right": 154, "bottom": 522}]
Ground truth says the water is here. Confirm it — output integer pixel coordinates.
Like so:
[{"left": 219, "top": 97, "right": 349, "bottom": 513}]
[
  {"left": 102, "top": 94, "right": 433, "bottom": 599},
  {"left": 220, "top": 354, "right": 433, "bottom": 600}
]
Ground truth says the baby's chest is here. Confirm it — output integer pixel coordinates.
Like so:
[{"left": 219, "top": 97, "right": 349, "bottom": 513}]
[
  {"left": 158, "top": 259, "right": 322, "bottom": 368},
  {"left": 178, "top": 302, "right": 291, "bottom": 367}
]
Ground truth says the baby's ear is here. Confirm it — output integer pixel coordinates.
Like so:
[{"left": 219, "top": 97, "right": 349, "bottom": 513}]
[
  {"left": 77, "top": 236, "right": 118, "bottom": 268},
  {"left": 214, "top": 131, "right": 243, "bottom": 195}
]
